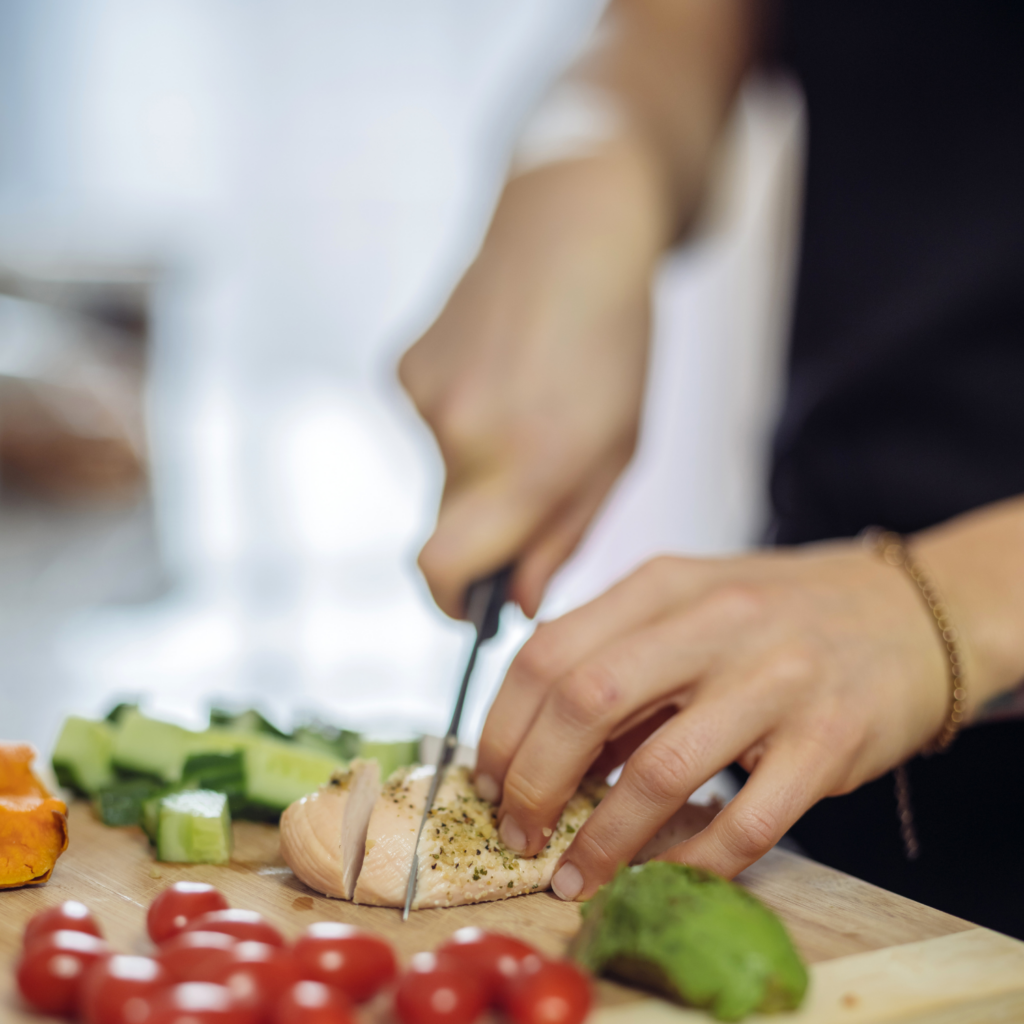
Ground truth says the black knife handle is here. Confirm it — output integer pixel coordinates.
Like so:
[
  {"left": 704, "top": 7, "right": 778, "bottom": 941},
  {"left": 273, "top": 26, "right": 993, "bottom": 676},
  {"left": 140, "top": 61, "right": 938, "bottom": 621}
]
[{"left": 464, "top": 564, "right": 514, "bottom": 641}]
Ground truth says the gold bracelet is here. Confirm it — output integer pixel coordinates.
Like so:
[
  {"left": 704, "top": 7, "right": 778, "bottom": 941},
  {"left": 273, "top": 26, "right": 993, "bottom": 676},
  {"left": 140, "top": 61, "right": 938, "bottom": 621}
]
[{"left": 865, "top": 529, "right": 967, "bottom": 753}]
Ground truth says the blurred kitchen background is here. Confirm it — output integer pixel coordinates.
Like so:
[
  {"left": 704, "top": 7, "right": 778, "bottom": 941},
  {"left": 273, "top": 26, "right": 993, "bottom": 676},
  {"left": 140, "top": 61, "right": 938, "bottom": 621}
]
[{"left": 0, "top": 1, "right": 803, "bottom": 757}]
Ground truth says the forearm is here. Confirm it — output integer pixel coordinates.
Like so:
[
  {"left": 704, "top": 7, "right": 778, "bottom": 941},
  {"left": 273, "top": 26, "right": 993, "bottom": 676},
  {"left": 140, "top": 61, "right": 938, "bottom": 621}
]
[
  {"left": 511, "top": 0, "right": 756, "bottom": 241},
  {"left": 916, "top": 496, "right": 1024, "bottom": 715}
]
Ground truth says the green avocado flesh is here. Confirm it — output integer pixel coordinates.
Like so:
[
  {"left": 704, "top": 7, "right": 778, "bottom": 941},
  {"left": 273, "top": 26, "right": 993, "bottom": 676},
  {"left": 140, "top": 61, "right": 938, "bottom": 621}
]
[{"left": 570, "top": 862, "right": 808, "bottom": 1021}]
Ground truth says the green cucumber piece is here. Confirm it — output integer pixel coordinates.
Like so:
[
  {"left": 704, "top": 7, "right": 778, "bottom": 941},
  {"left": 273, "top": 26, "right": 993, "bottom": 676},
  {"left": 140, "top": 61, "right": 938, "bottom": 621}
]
[
  {"left": 52, "top": 717, "right": 115, "bottom": 795},
  {"left": 292, "top": 722, "right": 361, "bottom": 761},
  {"left": 105, "top": 702, "right": 138, "bottom": 725},
  {"left": 209, "top": 707, "right": 288, "bottom": 739},
  {"left": 94, "top": 776, "right": 165, "bottom": 827},
  {"left": 358, "top": 738, "right": 420, "bottom": 780},
  {"left": 182, "top": 750, "right": 247, "bottom": 814},
  {"left": 156, "top": 790, "right": 232, "bottom": 864},
  {"left": 242, "top": 737, "right": 343, "bottom": 814},
  {"left": 112, "top": 709, "right": 195, "bottom": 783}
]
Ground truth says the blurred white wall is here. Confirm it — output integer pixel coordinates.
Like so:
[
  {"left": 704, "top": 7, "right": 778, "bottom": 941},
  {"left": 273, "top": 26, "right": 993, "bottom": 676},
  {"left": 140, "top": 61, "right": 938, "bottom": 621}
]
[{"left": 0, "top": 1, "right": 803, "bottom": 749}]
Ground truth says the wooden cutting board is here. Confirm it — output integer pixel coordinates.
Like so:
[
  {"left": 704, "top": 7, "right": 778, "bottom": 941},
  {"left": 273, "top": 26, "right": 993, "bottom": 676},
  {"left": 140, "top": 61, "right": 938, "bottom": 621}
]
[{"left": 2, "top": 802, "right": 1024, "bottom": 1023}]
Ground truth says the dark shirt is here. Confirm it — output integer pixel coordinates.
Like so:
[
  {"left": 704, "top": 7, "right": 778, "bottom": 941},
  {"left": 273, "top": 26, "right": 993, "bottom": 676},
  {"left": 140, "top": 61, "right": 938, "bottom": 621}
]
[
  {"left": 770, "top": 0, "right": 1024, "bottom": 544},
  {"left": 760, "top": 1, "right": 1024, "bottom": 938}
]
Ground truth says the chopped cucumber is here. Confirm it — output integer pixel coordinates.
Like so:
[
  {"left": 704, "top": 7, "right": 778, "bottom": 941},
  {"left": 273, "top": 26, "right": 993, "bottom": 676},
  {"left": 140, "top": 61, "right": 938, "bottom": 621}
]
[
  {"left": 94, "top": 776, "right": 164, "bottom": 827},
  {"left": 157, "top": 790, "right": 232, "bottom": 864},
  {"left": 112, "top": 708, "right": 195, "bottom": 783},
  {"left": 209, "top": 707, "right": 288, "bottom": 739},
  {"left": 243, "top": 737, "right": 343, "bottom": 814},
  {"left": 292, "top": 721, "right": 361, "bottom": 761},
  {"left": 182, "top": 750, "right": 247, "bottom": 814},
  {"left": 52, "top": 717, "right": 115, "bottom": 795},
  {"left": 358, "top": 738, "right": 420, "bottom": 780}
]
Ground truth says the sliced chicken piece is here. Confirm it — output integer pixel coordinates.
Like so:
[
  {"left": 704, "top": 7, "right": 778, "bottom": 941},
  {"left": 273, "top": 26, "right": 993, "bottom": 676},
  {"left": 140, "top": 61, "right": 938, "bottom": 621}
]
[
  {"left": 279, "top": 759, "right": 380, "bottom": 899},
  {"left": 353, "top": 764, "right": 605, "bottom": 910}
]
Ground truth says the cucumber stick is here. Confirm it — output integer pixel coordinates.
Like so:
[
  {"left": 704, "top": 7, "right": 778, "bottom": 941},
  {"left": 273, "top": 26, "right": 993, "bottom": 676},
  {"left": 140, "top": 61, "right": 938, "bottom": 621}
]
[
  {"left": 242, "top": 738, "right": 343, "bottom": 812},
  {"left": 52, "top": 716, "right": 116, "bottom": 795},
  {"left": 157, "top": 790, "right": 232, "bottom": 864},
  {"left": 111, "top": 709, "right": 196, "bottom": 783}
]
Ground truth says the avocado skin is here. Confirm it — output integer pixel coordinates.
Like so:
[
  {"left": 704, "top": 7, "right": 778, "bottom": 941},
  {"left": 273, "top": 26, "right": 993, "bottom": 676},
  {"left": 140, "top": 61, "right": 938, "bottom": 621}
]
[{"left": 569, "top": 862, "right": 808, "bottom": 1021}]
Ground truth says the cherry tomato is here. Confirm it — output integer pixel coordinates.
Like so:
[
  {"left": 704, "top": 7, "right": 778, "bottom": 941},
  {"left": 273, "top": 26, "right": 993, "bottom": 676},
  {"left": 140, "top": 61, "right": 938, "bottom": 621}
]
[
  {"left": 23, "top": 901, "right": 103, "bottom": 950},
  {"left": 216, "top": 942, "right": 301, "bottom": 1021},
  {"left": 80, "top": 954, "right": 169, "bottom": 1024},
  {"left": 148, "top": 882, "right": 230, "bottom": 945},
  {"left": 182, "top": 909, "right": 284, "bottom": 947},
  {"left": 504, "top": 959, "right": 591, "bottom": 1024},
  {"left": 292, "top": 922, "right": 396, "bottom": 1003},
  {"left": 436, "top": 928, "right": 538, "bottom": 1002},
  {"left": 144, "top": 982, "right": 257, "bottom": 1024},
  {"left": 394, "top": 952, "right": 488, "bottom": 1024},
  {"left": 158, "top": 930, "right": 238, "bottom": 982},
  {"left": 15, "top": 929, "right": 110, "bottom": 1015},
  {"left": 276, "top": 981, "right": 356, "bottom": 1024}
]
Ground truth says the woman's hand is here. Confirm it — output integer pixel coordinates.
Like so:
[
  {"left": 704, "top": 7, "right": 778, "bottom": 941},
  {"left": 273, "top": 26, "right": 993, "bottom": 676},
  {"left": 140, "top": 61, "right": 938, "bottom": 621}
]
[
  {"left": 474, "top": 542, "right": 954, "bottom": 899},
  {"left": 400, "top": 147, "right": 669, "bottom": 619}
]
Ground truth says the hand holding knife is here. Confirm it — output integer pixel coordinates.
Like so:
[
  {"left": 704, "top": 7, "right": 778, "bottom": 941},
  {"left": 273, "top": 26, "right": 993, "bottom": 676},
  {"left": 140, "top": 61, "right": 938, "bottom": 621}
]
[{"left": 402, "top": 565, "right": 514, "bottom": 920}]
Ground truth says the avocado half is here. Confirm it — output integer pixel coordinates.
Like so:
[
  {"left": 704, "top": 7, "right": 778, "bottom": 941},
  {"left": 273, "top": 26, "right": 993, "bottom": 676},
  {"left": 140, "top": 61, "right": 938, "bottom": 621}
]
[{"left": 569, "top": 862, "right": 808, "bottom": 1021}]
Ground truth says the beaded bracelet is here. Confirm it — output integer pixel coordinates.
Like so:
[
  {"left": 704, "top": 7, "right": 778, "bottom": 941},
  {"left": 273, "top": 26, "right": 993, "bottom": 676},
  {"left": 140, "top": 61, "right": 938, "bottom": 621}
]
[{"left": 863, "top": 528, "right": 968, "bottom": 859}]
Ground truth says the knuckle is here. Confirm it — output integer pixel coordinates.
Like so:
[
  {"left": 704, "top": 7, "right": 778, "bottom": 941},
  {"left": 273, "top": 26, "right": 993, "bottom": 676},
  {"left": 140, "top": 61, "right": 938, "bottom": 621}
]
[
  {"left": 509, "top": 637, "right": 560, "bottom": 696},
  {"left": 720, "top": 805, "right": 780, "bottom": 862},
  {"left": 552, "top": 664, "right": 622, "bottom": 731},
  {"left": 501, "top": 771, "right": 548, "bottom": 819},
  {"left": 566, "top": 822, "right": 619, "bottom": 873},
  {"left": 764, "top": 643, "right": 822, "bottom": 686},
  {"left": 702, "top": 583, "right": 770, "bottom": 628},
  {"left": 627, "top": 741, "right": 696, "bottom": 805}
]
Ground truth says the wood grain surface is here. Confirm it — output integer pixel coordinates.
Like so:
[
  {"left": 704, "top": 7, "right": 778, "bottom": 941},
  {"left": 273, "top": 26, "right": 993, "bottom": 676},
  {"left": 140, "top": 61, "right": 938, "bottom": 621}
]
[{"left": 1, "top": 801, "right": 1020, "bottom": 1024}]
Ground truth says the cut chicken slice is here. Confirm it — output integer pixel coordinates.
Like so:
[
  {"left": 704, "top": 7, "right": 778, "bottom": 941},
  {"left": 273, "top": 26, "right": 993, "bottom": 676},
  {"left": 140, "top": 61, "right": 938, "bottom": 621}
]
[
  {"left": 353, "top": 764, "right": 605, "bottom": 910},
  {"left": 279, "top": 758, "right": 380, "bottom": 899}
]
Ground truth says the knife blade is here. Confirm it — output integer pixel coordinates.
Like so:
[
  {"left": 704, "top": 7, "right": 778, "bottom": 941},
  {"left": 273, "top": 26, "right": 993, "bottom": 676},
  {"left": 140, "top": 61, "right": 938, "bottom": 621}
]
[{"left": 402, "top": 564, "right": 513, "bottom": 920}]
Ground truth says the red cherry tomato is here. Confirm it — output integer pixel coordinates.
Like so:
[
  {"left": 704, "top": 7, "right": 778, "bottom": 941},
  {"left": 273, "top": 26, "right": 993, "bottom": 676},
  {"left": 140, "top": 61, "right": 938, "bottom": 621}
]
[
  {"left": 394, "top": 952, "right": 488, "bottom": 1024},
  {"left": 144, "top": 982, "right": 257, "bottom": 1024},
  {"left": 80, "top": 954, "right": 169, "bottom": 1024},
  {"left": 15, "top": 930, "right": 110, "bottom": 1015},
  {"left": 436, "top": 928, "right": 538, "bottom": 1002},
  {"left": 158, "top": 930, "right": 238, "bottom": 982},
  {"left": 23, "top": 901, "right": 103, "bottom": 950},
  {"left": 292, "top": 922, "right": 396, "bottom": 1003},
  {"left": 504, "top": 959, "right": 591, "bottom": 1024},
  {"left": 216, "top": 942, "right": 301, "bottom": 1020},
  {"left": 276, "top": 981, "right": 356, "bottom": 1024},
  {"left": 182, "top": 909, "right": 284, "bottom": 947},
  {"left": 148, "top": 882, "right": 230, "bottom": 945}
]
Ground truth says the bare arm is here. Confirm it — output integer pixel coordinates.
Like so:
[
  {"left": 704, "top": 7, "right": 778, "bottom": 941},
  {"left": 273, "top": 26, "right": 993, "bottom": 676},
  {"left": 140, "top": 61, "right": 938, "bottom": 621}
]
[{"left": 399, "top": 0, "right": 756, "bottom": 618}]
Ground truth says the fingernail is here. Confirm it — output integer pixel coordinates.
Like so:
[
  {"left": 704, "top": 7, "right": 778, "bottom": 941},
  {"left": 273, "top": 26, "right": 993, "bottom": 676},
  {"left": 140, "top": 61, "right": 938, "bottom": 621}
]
[
  {"left": 551, "top": 863, "right": 584, "bottom": 901},
  {"left": 475, "top": 774, "right": 500, "bottom": 804},
  {"left": 499, "top": 815, "right": 527, "bottom": 853}
]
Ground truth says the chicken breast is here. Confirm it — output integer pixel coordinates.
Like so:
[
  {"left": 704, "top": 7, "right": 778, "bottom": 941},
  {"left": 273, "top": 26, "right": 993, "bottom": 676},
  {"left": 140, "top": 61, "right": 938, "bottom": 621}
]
[
  {"left": 279, "top": 759, "right": 380, "bottom": 899},
  {"left": 353, "top": 764, "right": 605, "bottom": 909}
]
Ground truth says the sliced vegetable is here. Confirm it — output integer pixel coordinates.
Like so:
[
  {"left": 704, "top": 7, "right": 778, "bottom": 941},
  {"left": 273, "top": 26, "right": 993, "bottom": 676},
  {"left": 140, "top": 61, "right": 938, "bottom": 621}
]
[
  {"left": 52, "top": 717, "right": 116, "bottom": 795},
  {"left": 1, "top": 791, "right": 69, "bottom": 889},
  {"left": 570, "top": 862, "right": 808, "bottom": 1021},
  {"left": 242, "top": 738, "right": 343, "bottom": 814},
  {"left": 210, "top": 707, "right": 288, "bottom": 739},
  {"left": 356, "top": 739, "right": 420, "bottom": 781},
  {"left": 1, "top": 742, "right": 51, "bottom": 798},
  {"left": 94, "top": 775, "right": 165, "bottom": 827},
  {"left": 157, "top": 790, "right": 232, "bottom": 865},
  {"left": 112, "top": 709, "right": 195, "bottom": 784}
]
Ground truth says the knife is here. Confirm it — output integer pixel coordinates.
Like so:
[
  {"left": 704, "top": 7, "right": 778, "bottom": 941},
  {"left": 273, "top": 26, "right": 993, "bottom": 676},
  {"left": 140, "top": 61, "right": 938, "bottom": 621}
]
[{"left": 402, "top": 564, "right": 513, "bottom": 920}]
